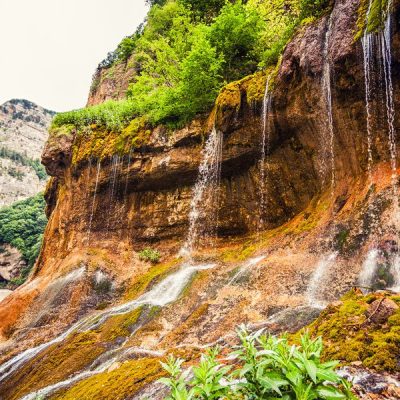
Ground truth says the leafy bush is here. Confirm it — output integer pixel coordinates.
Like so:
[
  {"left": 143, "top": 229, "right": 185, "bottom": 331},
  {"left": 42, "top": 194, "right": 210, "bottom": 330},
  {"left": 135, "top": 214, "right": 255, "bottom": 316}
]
[
  {"left": 52, "top": 99, "right": 138, "bottom": 131},
  {"left": 0, "top": 193, "right": 47, "bottom": 273},
  {"left": 209, "top": 1, "right": 265, "bottom": 81},
  {"left": 178, "top": 0, "right": 226, "bottom": 21},
  {"left": 159, "top": 329, "right": 355, "bottom": 399},
  {"left": 139, "top": 248, "right": 161, "bottom": 264}
]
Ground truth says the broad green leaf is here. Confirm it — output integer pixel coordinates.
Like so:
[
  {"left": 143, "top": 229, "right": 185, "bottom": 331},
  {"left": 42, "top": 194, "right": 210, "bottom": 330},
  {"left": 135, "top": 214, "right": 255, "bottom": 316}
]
[{"left": 317, "top": 386, "right": 347, "bottom": 399}]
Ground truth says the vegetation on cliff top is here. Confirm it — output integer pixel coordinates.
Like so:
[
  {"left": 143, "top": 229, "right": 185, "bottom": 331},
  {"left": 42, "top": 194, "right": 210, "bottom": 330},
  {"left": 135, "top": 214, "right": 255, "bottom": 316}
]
[
  {"left": 52, "top": 0, "right": 329, "bottom": 133},
  {"left": 0, "top": 193, "right": 46, "bottom": 285}
]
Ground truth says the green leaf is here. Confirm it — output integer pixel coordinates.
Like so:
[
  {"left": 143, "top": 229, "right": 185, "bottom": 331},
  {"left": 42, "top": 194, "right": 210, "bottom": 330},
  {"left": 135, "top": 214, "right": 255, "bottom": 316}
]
[
  {"left": 317, "top": 386, "right": 347, "bottom": 399},
  {"left": 303, "top": 358, "right": 317, "bottom": 383},
  {"left": 316, "top": 368, "right": 341, "bottom": 383}
]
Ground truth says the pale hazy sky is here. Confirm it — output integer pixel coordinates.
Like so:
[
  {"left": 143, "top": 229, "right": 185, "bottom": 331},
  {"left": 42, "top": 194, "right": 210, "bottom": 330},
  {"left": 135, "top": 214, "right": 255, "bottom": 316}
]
[{"left": 0, "top": 0, "right": 149, "bottom": 112}]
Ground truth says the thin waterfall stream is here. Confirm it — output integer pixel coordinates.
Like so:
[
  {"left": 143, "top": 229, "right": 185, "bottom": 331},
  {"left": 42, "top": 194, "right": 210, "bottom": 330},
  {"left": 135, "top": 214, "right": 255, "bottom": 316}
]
[
  {"left": 258, "top": 76, "right": 272, "bottom": 232},
  {"left": 306, "top": 14, "right": 337, "bottom": 305},
  {"left": 321, "top": 14, "right": 336, "bottom": 197},
  {"left": 86, "top": 160, "right": 101, "bottom": 245},
  {"left": 359, "top": 0, "right": 399, "bottom": 290},
  {"left": 180, "top": 126, "right": 223, "bottom": 260}
]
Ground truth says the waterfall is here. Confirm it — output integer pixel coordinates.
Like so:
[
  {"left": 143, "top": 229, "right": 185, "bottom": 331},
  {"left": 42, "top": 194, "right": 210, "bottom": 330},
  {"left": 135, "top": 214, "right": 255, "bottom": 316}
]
[
  {"left": 358, "top": 248, "right": 379, "bottom": 289},
  {"left": 382, "top": 7, "right": 398, "bottom": 221},
  {"left": 2, "top": 264, "right": 215, "bottom": 396},
  {"left": 228, "top": 256, "right": 266, "bottom": 285},
  {"left": 86, "top": 160, "right": 101, "bottom": 244},
  {"left": 306, "top": 252, "right": 338, "bottom": 309},
  {"left": 321, "top": 14, "right": 336, "bottom": 196},
  {"left": 180, "top": 127, "right": 223, "bottom": 259},
  {"left": 106, "top": 155, "right": 121, "bottom": 231},
  {"left": 361, "top": 0, "right": 399, "bottom": 286},
  {"left": 258, "top": 77, "right": 272, "bottom": 231},
  {"left": 391, "top": 254, "right": 400, "bottom": 292}
]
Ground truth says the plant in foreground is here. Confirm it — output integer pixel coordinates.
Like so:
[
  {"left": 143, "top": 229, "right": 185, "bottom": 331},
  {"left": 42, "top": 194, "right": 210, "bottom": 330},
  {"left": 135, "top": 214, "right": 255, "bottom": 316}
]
[{"left": 159, "top": 329, "right": 356, "bottom": 399}]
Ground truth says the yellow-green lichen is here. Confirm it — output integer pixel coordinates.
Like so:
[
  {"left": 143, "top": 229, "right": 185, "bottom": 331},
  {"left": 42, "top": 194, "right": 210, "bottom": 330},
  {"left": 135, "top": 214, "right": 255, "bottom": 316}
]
[
  {"left": 305, "top": 290, "right": 400, "bottom": 372},
  {"left": 124, "top": 258, "right": 180, "bottom": 301},
  {"left": 52, "top": 357, "right": 165, "bottom": 400},
  {"left": 96, "top": 306, "right": 143, "bottom": 341},
  {"left": 71, "top": 116, "right": 151, "bottom": 165},
  {"left": 4, "top": 331, "right": 105, "bottom": 400},
  {"left": 355, "top": 0, "right": 390, "bottom": 40}
]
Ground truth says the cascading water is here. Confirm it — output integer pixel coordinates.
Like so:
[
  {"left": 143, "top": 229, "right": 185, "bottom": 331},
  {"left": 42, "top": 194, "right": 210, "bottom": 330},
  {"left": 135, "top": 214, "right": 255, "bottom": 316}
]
[
  {"left": 321, "top": 14, "right": 336, "bottom": 196},
  {"left": 1, "top": 125, "right": 224, "bottom": 393},
  {"left": 358, "top": 248, "right": 379, "bottom": 289},
  {"left": 86, "top": 160, "right": 101, "bottom": 244},
  {"left": 180, "top": 127, "right": 223, "bottom": 259},
  {"left": 306, "top": 252, "right": 338, "bottom": 309},
  {"left": 360, "top": 0, "right": 399, "bottom": 287},
  {"left": 228, "top": 256, "right": 266, "bottom": 285},
  {"left": 306, "top": 15, "right": 337, "bottom": 303},
  {"left": 258, "top": 77, "right": 272, "bottom": 232},
  {"left": 6, "top": 264, "right": 215, "bottom": 398}
]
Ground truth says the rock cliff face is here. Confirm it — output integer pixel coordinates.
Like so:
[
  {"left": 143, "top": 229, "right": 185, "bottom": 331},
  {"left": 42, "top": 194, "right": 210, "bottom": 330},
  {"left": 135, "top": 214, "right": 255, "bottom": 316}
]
[
  {"left": 0, "top": 99, "right": 54, "bottom": 206},
  {"left": 87, "top": 55, "right": 137, "bottom": 106},
  {"left": 0, "top": 0, "right": 399, "bottom": 399}
]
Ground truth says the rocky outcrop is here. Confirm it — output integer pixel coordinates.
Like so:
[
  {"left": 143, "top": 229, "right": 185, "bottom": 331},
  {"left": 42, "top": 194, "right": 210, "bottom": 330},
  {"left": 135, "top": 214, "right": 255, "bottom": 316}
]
[
  {"left": 0, "top": 0, "right": 399, "bottom": 398},
  {"left": 0, "top": 99, "right": 54, "bottom": 206},
  {"left": 87, "top": 55, "right": 137, "bottom": 106},
  {"left": 0, "top": 245, "right": 26, "bottom": 282}
]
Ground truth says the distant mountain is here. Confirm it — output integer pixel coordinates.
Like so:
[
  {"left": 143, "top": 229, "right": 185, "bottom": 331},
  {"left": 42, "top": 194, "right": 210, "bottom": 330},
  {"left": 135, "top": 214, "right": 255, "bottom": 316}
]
[{"left": 0, "top": 99, "right": 55, "bottom": 207}]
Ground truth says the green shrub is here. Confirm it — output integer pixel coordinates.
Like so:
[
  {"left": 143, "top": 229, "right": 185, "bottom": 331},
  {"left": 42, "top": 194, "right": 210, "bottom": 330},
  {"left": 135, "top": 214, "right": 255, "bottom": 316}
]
[
  {"left": 139, "top": 248, "right": 161, "bottom": 264},
  {"left": 159, "top": 329, "right": 355, "bottom": 399}
]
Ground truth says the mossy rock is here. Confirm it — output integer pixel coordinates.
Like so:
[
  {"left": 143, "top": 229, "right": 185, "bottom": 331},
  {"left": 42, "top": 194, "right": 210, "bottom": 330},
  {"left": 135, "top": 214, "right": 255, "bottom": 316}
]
[
  {"left": 355, "top": 0, "right": 390, "bottom": 40},
  {"left": 304, "top": 290, "right": 400, "bottom": 372},
  {"left": 52, "top": 357, "right": 165, "bottom": 400},
  {"left": 71, "top": 116, "right": 151, "bottom": 165}
]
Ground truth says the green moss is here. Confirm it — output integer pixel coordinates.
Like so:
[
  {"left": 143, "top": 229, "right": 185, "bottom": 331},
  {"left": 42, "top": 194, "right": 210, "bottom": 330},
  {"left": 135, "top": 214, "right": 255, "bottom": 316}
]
[
  {"left": 48, "top": 124, "right": 75, "bottom": 139},
  {"left": 96, "top": 307, "right": 143, "bottom": 341},
  {"left": 69, "top": 115, "right": 152, "bottom": 165},
  {"left": 216, "top": 81, "right": 242, "bottom": 113},
  {"left": 124, "top": 258, "right": 179, "bottom": 301},
  {"left": 355, "top": 0, "right": 390, "bottom": 40},
  {"left": 165, "top": 303, "right": 210, "bottom": 343},
  {"left": 3, "top": 331, "right": 105, "bottom": 400},
  {"left": 305, "top": 290, "right": 400, "bottom": 372},
  {"left": 52, "top": 357, "right": 165, "bottom": 400}
]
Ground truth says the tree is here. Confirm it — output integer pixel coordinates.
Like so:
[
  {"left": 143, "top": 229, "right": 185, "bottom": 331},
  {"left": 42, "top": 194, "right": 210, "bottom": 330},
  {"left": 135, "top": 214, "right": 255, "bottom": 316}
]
[{"left": 209, "top": 1, "right": 264, "bottom": 81}]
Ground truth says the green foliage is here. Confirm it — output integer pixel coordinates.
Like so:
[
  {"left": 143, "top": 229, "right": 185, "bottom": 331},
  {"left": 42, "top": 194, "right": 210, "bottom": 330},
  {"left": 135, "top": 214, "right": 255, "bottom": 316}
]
[
  {"left": 159, "top": 330, "right": 355, "bottom": 399},
  {"left": 52, "top": 100, "right": 138, "bottom": 131},
  {"left": 178, "top": 0, "right": 226, "bottom": 21},
  {"left": 0, "top": 147, "right": 47, "bottom": 181},
  {"left": 209, "top": 1, "right": 265, "bottom": 81},
  {"left": 139, "top": 248, "right": 161, "bottom": 264},
  {"left": 0, "top": 193, "right": 47, "bottom": 274},
  {"left": 298, "top": 0, "right": 330, "bottom": 20}
]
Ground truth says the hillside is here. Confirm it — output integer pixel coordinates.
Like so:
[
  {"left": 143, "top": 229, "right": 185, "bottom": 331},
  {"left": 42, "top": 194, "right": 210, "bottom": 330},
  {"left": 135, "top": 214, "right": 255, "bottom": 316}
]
[
  {"left": 0, "top": 0, "right": 399, "bottom": 399},
  {"left": 0, "top": 99, "right": 54, "bottom": 207}
]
